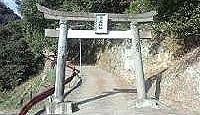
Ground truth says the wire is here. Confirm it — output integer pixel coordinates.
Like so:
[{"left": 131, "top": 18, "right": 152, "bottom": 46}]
[{"left": 79, "top": 38, "right": 82, "bottom": 75}]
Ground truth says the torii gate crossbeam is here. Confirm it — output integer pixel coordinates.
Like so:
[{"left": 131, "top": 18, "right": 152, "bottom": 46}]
[{"left": 37, "top": 4, "right": 156, "bottom": 22}]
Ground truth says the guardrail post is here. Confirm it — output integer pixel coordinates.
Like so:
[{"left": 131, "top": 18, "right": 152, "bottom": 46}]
[
  {"left": 130, "top": 21, "right": 146, "bottom": 101},
  {"left": 54, "top": 19, "right": 68, "bottom": 103}
]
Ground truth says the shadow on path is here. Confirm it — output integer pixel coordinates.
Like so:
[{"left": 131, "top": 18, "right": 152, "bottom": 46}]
[
  {"left": 71, "top": 88, "right": 137, "bottom": 112},
  {"left": 76, "top": 88, "right": 137, "bottom": 105}
]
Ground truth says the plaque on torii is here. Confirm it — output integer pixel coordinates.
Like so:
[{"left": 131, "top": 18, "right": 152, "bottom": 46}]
[
  {"left": 36, "top": 4, "right": 156, "bottom": 112},
  {"left": 95, "top": 13, "right": 108, "bottom": 34}
]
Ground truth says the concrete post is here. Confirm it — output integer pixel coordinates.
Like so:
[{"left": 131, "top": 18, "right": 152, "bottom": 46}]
[
  {"left": 54, "top": 19, "right": 68, "bottom": 103},
  {"left": 130, "top": 21, "right": 146, "bottom": 100}
]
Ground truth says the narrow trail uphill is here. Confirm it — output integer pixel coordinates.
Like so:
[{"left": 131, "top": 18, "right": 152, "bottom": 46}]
[{"left": 64, "top": 66, "right": 186, "bottom": 115}]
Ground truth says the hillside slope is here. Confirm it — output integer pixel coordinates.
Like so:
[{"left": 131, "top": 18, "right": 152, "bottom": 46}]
[{"left": 97, "top": 40, "right": 200, "bottom": 114}]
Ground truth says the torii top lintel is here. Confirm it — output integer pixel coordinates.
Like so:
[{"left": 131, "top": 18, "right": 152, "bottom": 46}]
[{"left": 36, "top": 4, "right": 157, "bottom": 22}]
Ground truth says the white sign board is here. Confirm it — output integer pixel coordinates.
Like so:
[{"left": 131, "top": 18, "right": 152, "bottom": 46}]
[
  {"left": 95, "top": 13, "right": 108, "bottom": 34},
  {"left": 45, "top": 29, "right": 132, "bottom": 39}
]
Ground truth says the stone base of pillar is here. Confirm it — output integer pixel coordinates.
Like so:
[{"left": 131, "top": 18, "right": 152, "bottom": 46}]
[
  {"left": 136, "top": 99, "right": 159, "bottom": 109},
  {"left": 46, "top": 101, "right": 74, "bottom": 114}
]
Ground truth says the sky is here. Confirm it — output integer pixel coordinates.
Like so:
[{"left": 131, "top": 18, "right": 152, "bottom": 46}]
[{"left": 1, "top": 0, "right": 20, "bottom": 16}]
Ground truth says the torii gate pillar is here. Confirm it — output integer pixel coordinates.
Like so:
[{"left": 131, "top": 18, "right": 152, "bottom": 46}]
[
  {"left": 131, "top": 21, "right": 146, "bottom": 100},
  {"left": 54, "top": 19, "right": 67, "bottom": 103}
]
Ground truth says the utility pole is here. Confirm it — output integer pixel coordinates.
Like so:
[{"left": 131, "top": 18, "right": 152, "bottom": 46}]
[
  {"left": 54, "top": 19, "right": 68, "bottom": 103},
  {"left": 131, "top": 21, "right": 146, "bottom": 100}
]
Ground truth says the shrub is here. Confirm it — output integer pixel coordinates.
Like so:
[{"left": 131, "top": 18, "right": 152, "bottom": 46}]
[{"left": 0, "top": 20, "right": 44, "bottom": 91}]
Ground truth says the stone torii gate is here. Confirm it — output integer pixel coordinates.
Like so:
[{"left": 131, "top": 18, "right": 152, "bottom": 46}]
[{"left": 37, "top": 4, "right": 156, "bottom": 113}]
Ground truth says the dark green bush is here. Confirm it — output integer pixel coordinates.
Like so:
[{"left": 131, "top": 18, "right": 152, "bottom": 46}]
[{"left": 0, "top": 20, "right": 44, "bottom": 91}]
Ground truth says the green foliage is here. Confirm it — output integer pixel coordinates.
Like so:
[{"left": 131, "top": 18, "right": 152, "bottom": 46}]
[
  {"left": 61, "top": 0, "right": 98, "bottom": 12},
  {"left": 128, "top": 0, "right": 200, "bottom": 38},
  {"left": 62, "top": 0, "right": 130, "bottom": 13},
  {"left": 128, "top": 0, "right": 200, "bottom": 54},
  {"left": 152, "top": 0, "right": 200, "bottom": 54},
  {"left": 21, "top": 0, "right": 47, "bottom": 55},
  {"left": 127, "top": 0, "right": 154, "bottom": 14},
  {"left": 47, "top": 68, "right": 56, "bottom": 85},
  {"left": 0, "top": 20, "right": 43, "bottom": 91},
  {"left": 41, "top": 0, "right": 65, "bottom": 10},
  {"left": 152, "top": 0, "right": 200, "bottom": 38},
  {"left": 0, "top": 68, "right": 55, "bottom": 111}
]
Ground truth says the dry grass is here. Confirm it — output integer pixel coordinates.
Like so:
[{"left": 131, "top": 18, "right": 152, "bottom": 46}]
[{"left": 0, "top": 67, "right": 55, "bottom": 114}]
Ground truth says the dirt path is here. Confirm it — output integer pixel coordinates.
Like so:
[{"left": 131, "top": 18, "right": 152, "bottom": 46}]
[{"left": 64, "top": 66, "right": 187, "bottom": 115}]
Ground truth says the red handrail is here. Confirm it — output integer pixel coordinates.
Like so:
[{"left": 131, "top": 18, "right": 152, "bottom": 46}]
[{"left": 18, "top": 65, "right": 79, "bottom": 115}]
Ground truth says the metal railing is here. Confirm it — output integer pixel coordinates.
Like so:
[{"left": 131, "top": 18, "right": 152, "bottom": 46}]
[{"left": 18, "top": 65, "right": 80, "bottom": 115}]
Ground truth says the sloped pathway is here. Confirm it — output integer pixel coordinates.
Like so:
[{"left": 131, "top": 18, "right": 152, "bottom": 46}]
[{"left": 65, "top": 66, "right": 187, "bottom": 115}]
